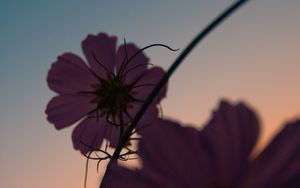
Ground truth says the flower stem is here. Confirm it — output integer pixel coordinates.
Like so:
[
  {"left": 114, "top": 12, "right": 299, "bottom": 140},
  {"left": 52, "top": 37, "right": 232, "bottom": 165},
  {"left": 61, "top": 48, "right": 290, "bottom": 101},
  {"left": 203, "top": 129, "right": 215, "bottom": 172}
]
[{"left": 99, "top": 0, "right": 250, "bottom": 187}]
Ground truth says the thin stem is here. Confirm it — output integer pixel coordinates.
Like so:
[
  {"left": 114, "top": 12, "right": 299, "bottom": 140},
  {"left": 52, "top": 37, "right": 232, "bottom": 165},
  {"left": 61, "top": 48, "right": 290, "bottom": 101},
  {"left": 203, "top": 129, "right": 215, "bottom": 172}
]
[
  {"left": 99, "top": 0, "right": 250, "bottom": 187},
  {"left": 115, "top": 0, "right": 249, "bottom": 160}
]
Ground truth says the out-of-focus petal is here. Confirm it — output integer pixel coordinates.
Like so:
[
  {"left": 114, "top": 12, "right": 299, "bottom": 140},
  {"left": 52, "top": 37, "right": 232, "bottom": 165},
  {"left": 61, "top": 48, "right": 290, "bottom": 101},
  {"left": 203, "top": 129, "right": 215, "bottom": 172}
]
[
  {"left": 82, "top": 33, "right": 117, "bottom": 78},
  {"left": 132, "top": 67, "right": 166, "bottom": 104},
  {"left": 200, "top": 100, "right": 260, "bottom": 186},
  {"left": 140, "top": 119, "right": 214, "bottom": 187},
  {"left": 72, "top": 117, "right": 107, "bottom": 154},
  {"left": 46, "top": 94, "right": 96, "bottom": 129},
  {"left": 107, "top": 119, "right": 214, "bottom": 188},
  {"left": 115, "top": 43, "right": 149, "bottom": 84},
  {"left": 242, "top": 120, "right": 300, "bottom": 188},
  {"left": 47, "top": 53, "right": 97, "bottom": 94}
]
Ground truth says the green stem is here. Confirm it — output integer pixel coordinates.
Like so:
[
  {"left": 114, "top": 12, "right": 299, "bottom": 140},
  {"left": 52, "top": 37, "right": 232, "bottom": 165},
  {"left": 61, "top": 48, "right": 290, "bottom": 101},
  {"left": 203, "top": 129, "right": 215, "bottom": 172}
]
[{"left": 100, "top": 0, "right": 250, "bottom": 187}]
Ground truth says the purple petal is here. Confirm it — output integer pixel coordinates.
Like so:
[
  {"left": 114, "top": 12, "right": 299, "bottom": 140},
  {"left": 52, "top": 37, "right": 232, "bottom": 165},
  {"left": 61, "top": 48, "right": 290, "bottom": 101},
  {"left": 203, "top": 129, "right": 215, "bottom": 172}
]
[
  {"left": 47, "top": 52, "right": 97, "bottom": 94},
  {"left": 115, "top": 43, "right": 149, "bottom": 84},
  {"left": 131, "top": 67, "right": 166, "bottom": 104},
  {"left": 104, "top": 122, "right": 120, "bottom": 148},
  {"left": 200, "top": 100, "right": 260, "bottom": 185},
  {"left": 72, "top": 117, "right": 107, "bottom": 154},
  {"left": 107, "top": 119, "right": 213, "bottom": 187},
  {"left": 242, "top": 120, "right": 300, "bottom": 188},
  {"left": 125, "top": 102, "right": 159, "bottom": 127},
  {"left": 46, "top": 94, "right": 96, "bottom": 129},
  {"left": 82, "top": 33, "right": 117, "bottom": 78},
  {"left": 138, "top": 119, "right": 214, "bottom": 187}
]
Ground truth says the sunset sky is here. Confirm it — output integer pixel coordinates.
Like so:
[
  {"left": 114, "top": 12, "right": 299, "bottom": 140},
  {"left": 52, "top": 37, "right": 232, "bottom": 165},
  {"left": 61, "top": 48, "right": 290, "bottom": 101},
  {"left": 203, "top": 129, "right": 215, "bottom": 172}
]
[{"left": 1, "top": 1, "right": 300, "bottom": 187}]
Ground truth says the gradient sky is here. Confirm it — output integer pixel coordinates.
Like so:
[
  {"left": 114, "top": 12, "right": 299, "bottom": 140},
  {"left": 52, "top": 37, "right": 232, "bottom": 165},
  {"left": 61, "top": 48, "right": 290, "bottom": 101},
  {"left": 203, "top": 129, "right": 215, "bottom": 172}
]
[{"left": 1, "top": 1, "right": 300, "bottom": 187}]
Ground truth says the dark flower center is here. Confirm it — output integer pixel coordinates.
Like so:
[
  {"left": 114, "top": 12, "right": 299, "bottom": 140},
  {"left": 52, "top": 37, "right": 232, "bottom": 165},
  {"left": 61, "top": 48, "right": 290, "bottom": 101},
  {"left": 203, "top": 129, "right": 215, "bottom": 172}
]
[{"left": 95, "top": 75, "right": 134, "bottom": 116}]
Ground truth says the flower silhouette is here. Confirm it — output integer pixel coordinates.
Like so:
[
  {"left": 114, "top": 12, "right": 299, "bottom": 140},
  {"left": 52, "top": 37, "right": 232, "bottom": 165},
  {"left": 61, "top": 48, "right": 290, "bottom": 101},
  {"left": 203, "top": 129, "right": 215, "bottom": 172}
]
[
  {"left": 46, "top": 33, "right": 166, "bottom": 154},
  {"left": 106, "top": 100, "right": 300, "bottom": 187}
]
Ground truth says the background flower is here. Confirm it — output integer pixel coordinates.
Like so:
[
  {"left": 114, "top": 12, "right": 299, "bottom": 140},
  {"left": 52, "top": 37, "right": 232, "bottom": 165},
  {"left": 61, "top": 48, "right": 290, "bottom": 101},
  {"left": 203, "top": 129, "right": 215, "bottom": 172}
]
[
  {"left": 46, "top": 33, "right": 167, "bottom": 153},
  {"left": 107, "top": 100, "right": 300, "bottom": 188}
]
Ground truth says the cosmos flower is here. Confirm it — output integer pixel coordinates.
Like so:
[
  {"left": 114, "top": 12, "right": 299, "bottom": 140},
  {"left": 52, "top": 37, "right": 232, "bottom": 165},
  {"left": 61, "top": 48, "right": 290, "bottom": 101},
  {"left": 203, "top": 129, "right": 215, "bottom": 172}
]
[
  {"left": 106, "top": 100, "right": 300, "bottom": 188},
  {"left": 46, "top": 33, "right": 167, "bottom": 154}
]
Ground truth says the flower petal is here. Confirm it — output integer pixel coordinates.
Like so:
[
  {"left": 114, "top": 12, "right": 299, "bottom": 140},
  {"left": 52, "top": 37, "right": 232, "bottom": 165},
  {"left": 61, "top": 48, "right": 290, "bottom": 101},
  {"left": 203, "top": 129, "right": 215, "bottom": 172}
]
[
  {"left": 104, "top": 122, "right": 120, "bottom": 148},
  {"left": 72, "top": 117, "right": 107, "bottom": 154},
  {"left": 47, "top": 52, "right": 97, "bottom": 94},
  {"left": 141, "top": 119, "right": 215, "bottom": 187},
  {"left": 125, "top": 102, "right": 159, "bottom": 125},
  {"left": 242, "top": 120, "right": 300, "bottom": 188},
  {"left": 132, "top": 67, "right": 166, "bottom": 104},
  {"left": 108, "top": 119, "right": 214, "bottom": 188},
  {"left": 45, "top": 94, "right": 96, "bottom": 129},
  {"left": 115, "top": 43, "right": 149, "bottom": 84},
  {"left": 200, "top": 100, "right": 260, "bottom": 185},
  {"left": 82, "top": 33, "right": 117, "bottom": 78}
]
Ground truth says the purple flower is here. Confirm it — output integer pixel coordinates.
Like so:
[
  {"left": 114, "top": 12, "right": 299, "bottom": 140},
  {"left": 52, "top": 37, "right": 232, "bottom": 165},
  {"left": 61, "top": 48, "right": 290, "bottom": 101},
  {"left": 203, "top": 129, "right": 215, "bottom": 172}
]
[
  {"left": 46, "top": 33, "right": 166, "bottom": 154},
  {"left": 107, "top": 100, "right": 300, "bottom": 187}
]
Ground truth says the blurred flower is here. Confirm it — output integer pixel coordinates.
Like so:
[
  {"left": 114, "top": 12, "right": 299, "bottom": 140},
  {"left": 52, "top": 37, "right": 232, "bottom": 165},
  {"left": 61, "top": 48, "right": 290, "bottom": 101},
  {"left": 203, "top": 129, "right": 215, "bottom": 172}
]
[
  {"left": 107, "top": 100, "right": 300, "bottom": 188},
  {"left": 46, "top": 33, "right": 166, "bottom": 154}
]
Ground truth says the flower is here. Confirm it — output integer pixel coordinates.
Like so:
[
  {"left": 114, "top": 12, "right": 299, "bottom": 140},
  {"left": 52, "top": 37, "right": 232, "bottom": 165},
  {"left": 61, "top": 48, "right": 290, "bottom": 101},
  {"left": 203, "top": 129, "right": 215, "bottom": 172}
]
[
  {"left": 106, "top": 100, "right": 300, "bottom": 188},
  {"left": 46, "top": 33, "right": 166, "bottom": 154}
]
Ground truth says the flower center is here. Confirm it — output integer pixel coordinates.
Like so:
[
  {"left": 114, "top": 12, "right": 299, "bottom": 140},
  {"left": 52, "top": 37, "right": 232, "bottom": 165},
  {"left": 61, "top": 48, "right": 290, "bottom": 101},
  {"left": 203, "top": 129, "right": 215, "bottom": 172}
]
[{"left": 95, "top": 75, "right": 134, "bottom": 116}]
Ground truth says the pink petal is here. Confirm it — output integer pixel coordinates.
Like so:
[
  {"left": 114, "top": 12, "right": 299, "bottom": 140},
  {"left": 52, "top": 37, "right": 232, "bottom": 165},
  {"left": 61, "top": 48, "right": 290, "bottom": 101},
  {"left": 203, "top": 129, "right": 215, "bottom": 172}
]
[
  {"left": 125, "top": 102, "right": 159, "bottom": 126},
  {"left": 131, "top": 67, "right": 166, "bottom": 104},
  {"left": 107, "top": 119, "right": 213, "bottom": 187},
  {"left": 106, "top": 100, "right": 260, "bottom": 187},
  {"left": 47, "top": 52, "right": 97, "bottom": 94},
  {"left": 46, "top": 94, "right": 96, "bottom": 129},
  {"left": 72, "top": 117, "right": 107, "bottom": 154},
  {"left": 115, "top": 43, "right": 149, "bottom": 84},
  {"left": 104, "top": 122, "right": 120, "bottom": 148},
  {"left": 200, "top": 100, "right": 260, "bottom": 185},
  {"left": 82, "top": 33, "right": 117, "bottom": 78},
  {"left": 242, "top": 120, "right": 300, "bottom": 188},
  {"left": 137, "top": 119, "right": 213, "bottom": 187}
]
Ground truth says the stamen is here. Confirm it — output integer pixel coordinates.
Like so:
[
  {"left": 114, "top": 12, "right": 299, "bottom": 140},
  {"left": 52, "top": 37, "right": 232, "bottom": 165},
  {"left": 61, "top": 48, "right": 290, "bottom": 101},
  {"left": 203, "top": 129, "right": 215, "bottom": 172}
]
[
  {"left": 96, "top": 159, "right": 101, "bottom": 173},
  {"left": 119, "top": 43, "right": 178, "bottom": 76},
  {"left": 117, "top": 38, "right": 130, "bottom": 77},
  {"left": 88, "top": 68, "right": 104, "bottom": 81},
  {"left": 124, "top": 62, "right": 153, "bottom": 76},
  {"left": 79, "top": 140, "right": 112, "bottom": 158},
  {"left": 91, "top": 51, "right": 115, "bottom": 76}
]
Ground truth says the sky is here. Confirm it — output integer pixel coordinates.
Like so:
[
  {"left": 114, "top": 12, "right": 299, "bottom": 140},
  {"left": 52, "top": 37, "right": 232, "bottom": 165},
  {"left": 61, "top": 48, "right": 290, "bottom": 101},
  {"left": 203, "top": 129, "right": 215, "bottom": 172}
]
[{"left": 1, "top": 0, "right": 300, "bottom": 187}]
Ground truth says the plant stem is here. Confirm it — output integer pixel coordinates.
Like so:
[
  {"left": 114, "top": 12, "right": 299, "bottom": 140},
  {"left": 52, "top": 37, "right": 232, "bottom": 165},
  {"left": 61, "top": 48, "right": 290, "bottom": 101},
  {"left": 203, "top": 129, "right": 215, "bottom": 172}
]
[{"left": 99, "top": 0, "right": 250, "bottom": 187}]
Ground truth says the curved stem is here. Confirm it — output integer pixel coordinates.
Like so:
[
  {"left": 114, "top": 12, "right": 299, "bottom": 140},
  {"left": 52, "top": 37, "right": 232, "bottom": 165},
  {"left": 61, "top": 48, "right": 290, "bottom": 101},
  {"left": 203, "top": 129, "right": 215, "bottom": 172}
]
[{"left": 99, "top": 0, "right": 250, "bottom": 187}]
